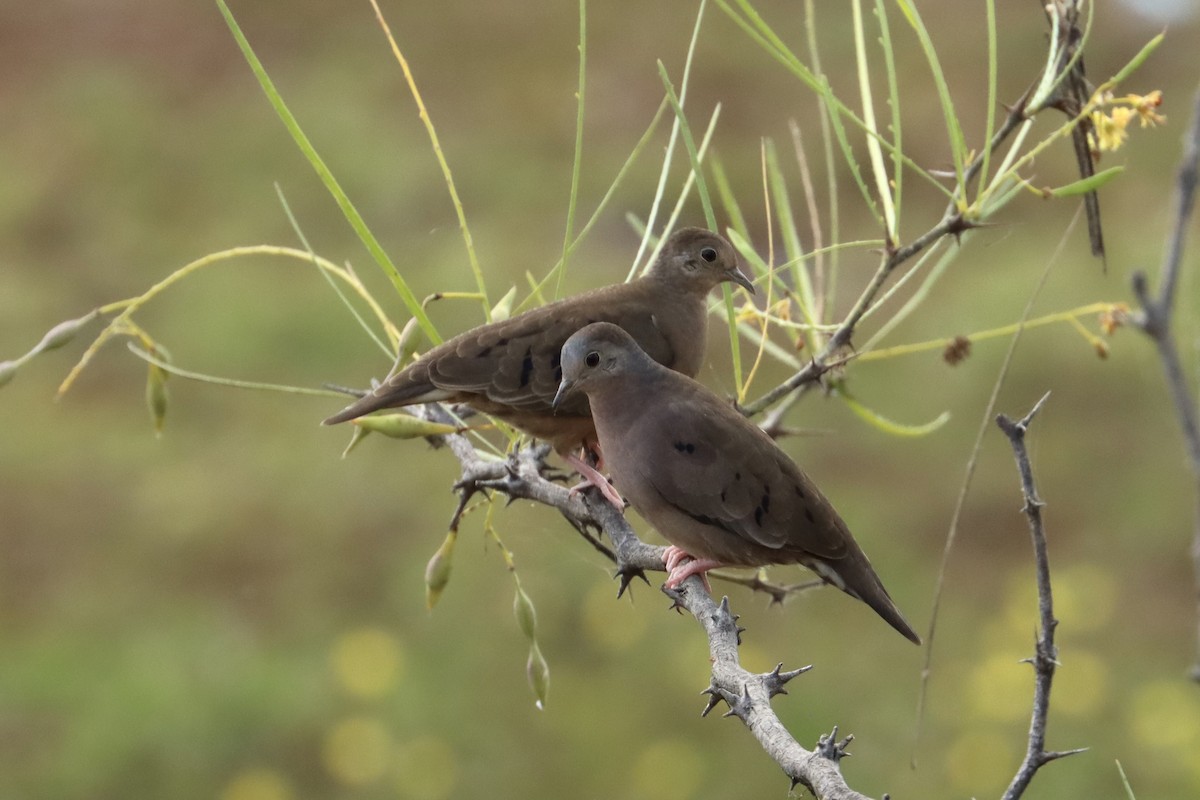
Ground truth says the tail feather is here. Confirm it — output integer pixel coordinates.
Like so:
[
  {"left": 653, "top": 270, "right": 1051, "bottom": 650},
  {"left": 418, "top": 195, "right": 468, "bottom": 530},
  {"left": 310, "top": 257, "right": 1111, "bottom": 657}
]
[
  {"left": 321, "top": 382, "right": 453, "bottom": 425},
  {"left": 810, "top": 558, "right": 921, "bottom": 645}
]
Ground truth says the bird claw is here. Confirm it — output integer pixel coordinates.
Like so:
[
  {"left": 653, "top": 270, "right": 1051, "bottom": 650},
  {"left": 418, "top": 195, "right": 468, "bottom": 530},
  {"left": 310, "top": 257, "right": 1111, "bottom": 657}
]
[
  {"left": 563, "top": 452, "right": 625, "bottom": 510},
  {"left": 662, "top": 546, "right": 719, "bottom": 593}
]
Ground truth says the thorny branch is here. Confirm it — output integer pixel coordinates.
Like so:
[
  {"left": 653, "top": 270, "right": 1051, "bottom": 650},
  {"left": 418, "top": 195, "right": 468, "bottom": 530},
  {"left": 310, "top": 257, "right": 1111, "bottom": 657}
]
[
  {"left": 996, "top": 393, "right": 1087, "bottom": 800},
  {"left": 1130, "top": 88, "right": 1200, "bottom": 681},
  {"left": 417, "top": 404, "right": 879, "bottom": 800},
  {"left": 741, "top": 4, "right": 1097, "bottom": 418}
]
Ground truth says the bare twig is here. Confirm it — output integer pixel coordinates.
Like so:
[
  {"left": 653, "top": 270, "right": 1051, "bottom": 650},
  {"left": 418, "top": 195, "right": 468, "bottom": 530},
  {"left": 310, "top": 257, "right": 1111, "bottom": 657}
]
[
  {"left": 997, "top": 393, "right": 1087, "bottom": 800},
  {"left": 1129, "top": 88, "right": 1200, "bottom": 681},
  {"left": 414, "top": 401, "right": 882, "bottom": 799}
]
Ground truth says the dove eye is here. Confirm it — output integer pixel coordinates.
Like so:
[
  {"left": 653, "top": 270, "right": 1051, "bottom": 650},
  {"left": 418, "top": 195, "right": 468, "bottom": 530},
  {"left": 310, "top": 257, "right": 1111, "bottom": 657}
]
[
  {"left": 700, "top": 246, "right": 718, "bottom": 263},
  {"left": 585, "top": 351, "right": 601, "bottom": 368}
]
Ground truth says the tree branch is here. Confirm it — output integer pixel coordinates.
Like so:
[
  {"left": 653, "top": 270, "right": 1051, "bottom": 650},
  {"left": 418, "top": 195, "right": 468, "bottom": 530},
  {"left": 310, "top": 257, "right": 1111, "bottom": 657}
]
[
  {"left": 996, "top": 393, "right": 1087, "bottom": 800},
  {"left": 1130, "top": 88, "right": 1200, "bottom": 681},
  {"left": 740, "top": 7, "right": 1093, "bottom": 419},
  {"left": 417, "top": 403, "right": 881, "bottom": 800}
]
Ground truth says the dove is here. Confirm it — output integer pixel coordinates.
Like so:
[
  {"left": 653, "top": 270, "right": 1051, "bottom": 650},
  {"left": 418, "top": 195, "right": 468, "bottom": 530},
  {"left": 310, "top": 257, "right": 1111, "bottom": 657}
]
[
  {"left": 552, "top": 322, "right": 920, "bottom": 644},
  {"left": 323, "top": 228, "right": 754, "bottom": 507}
]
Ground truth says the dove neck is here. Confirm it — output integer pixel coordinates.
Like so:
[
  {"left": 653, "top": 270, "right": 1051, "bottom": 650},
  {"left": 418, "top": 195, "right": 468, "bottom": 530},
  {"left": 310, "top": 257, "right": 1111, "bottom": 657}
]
[{"left": 587, "top": 362, "right": 669, "bottom": 429}]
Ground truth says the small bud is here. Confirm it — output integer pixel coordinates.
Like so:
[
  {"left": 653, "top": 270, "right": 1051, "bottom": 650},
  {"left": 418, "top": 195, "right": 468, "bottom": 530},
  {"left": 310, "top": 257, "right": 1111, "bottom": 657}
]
[
  {"left": 1093, "top": 340, "right": 1109, "bottom": 360},
  {"left": 0, "top": 360, "right": 18, "bottom": 389},
  {"left": 339, "top": 424, "right": 373, "bottom": 459},
  {"left": 424, "top": 532, "right": 457, "bottom": 610},
  {"left": 943, "top": 335, "right": 971, "bottom": 365},
  {"left": 353, "top": 413, "right": 461, "bottom": 439},
  {"left": 35, "top": 310, "right": 98, "bottom": 354},
  {"left": 146, "top": 362, "right": 169, "bottom": 435},
  {"left": 396, "top": 317, "right": 424, "bottom": 365},
  {"left": 526, "top": 642, "right": 549, "bottom": 709},
  {"left": 490, "top": 286, "right": 518, "bottom": 323},
  {"left": 513, "top": 584, "right": 537, "bottom": 640}
]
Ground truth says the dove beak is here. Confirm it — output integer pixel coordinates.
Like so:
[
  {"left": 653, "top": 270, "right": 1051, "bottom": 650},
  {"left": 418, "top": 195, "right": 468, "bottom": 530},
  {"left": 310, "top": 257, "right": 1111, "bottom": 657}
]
[
  {"left": 728, "top": 265, "right": 756, "bottom": 295},
  {"left": 552, "top": 378, "right": 574, "bottom": 411}
]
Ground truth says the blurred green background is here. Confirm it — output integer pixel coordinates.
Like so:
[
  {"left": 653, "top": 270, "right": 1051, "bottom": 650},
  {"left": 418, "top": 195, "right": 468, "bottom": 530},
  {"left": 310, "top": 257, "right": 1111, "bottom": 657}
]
[{"left": 3, "top": 1, "right": 1200, "bottom": 798}]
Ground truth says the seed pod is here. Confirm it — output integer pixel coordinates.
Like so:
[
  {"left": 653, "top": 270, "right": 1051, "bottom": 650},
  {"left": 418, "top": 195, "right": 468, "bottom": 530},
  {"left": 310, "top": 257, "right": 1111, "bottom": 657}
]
[
  {"left": 396, "top": 317, "right": 424, "bottom": 365},
  {"left": 424, "top": 532, "right": 457, "bottom": 610},
  {"left": 526, "top": 642, "right": 549, "bottom": 709},
  {"left": 146, "top": 362, "right": 169, "bottom": 435},
  {"left": 352, "top": 413, "right": 461, "bottom": 439},
  {"left": 35, "top": 310, "right": 98, "bottom": 354},
  {"left": 513, "top": 584, "right": 537, "bottom": 641},
  {"left": 490, "top": 286, "right": 518, "bottom": 323}
]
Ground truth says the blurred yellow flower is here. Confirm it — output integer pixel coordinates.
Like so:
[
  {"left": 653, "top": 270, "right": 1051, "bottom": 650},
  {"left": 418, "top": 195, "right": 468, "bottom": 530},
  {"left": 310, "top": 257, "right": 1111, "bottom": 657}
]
[
  {"left": 324, "top": 717, "right": 394, "bottom": 786},
  {"left": 332, "top": 627, "right": 406, "bottom": 699},
  {"left": 220, "top": 769, "right": 292, "bottom": 800}
]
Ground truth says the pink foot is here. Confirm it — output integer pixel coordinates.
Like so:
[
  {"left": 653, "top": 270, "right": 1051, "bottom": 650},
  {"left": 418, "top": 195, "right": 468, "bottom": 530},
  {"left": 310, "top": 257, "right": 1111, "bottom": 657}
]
[
  {"left": 563, "top": 451, "right": 625, "bottom": 511},
  {"left": 662, "top": 546, "right": 721, "bottom": 592}
]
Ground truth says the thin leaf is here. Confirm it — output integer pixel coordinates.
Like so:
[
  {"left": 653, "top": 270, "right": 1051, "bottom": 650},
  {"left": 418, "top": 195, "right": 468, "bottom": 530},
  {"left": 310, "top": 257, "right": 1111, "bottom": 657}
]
[
  {"left": 894, "top": 0, "right": 968, "bottom": 195},
  {"left": 215, "top": 0, "right": 441, "bottom": 343},
  {"left": 554, "top": 0, "right": 588, "bottom": 298},
  {"left": 853, "top": 0, "right": 896, "bottom": 239},
  {"left": 1046, "top": 166, "right": 1125, "bottom": 198},
  {"left": 837, "top": 384, "right": 950, "bottom": 437}
]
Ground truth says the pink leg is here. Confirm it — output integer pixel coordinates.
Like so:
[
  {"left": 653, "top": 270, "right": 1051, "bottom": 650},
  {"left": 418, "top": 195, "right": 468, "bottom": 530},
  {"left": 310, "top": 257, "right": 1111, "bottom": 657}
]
[
  {"left": 662, "top": 545, "right": 721, "bottom": 592},
  {"left": 564, "top": 451, "right": 625, "bottom": 510}
]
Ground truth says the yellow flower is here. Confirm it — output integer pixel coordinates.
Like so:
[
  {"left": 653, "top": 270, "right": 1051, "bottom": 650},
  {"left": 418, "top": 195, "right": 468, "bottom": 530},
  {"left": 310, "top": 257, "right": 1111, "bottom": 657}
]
[
  {"left": 1091, "top": 107, "right": 1133, "bottom": 152},
  {"left": 1129, "top": 90, "right": 1166, "bottom": 127}
]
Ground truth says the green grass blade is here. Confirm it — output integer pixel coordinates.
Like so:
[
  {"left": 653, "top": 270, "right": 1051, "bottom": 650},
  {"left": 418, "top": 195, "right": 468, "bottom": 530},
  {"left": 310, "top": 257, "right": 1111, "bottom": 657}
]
[
  {"left": 633, "top": 0, "right": 709, "bottom": 276},
  {"left": 837, "top": 382, "right": 951, "bottom": 437},
  {"left": 894, "top": 0, "right": 967, "bottom": 197},
  {"left": 216, "top": 0, "right": 441, "bottom": 344},
  {"left": 974, "top": 0, "right": 999, "bottom": 208},
  {"left": 368, "top": 0, "right": 489, "bottom": 322},
  {"left": 554, "top": 0, "right": 588, "bottom": 298},
  {"left": 276, "top": 183, "right": 395, "bottom": 359},
  {"left": 873, "top": 0, "right": 903, "bottom": 230},
  {"left": 129, "top": 342, "right": 347, "bottom": 398},
  {"left": 853, "top": 0, "right": 897, "bottom": 240}
]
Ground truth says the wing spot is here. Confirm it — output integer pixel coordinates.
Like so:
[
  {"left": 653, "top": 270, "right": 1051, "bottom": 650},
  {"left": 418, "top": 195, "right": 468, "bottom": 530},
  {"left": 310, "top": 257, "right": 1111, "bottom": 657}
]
[
  {"left": 735, "top": 471, "right": 742, "bottom": 481},
  {"left": 673, "top": 441, "right": 696, "bottom": 454},
  {"left": 477, "top": 345, "right": 493, "bottom": 357},
  {"left": 519, "top": 347, "right": 534, "bottom": 388},
  {"left": 804, "top": 507, "right": 815, "bottom": 524},
  {"left": 794, "top": 484, "right": 806, "bottom": 499},
  {"left": 754, "top": 506, "right": 764, "bottom": 526}
]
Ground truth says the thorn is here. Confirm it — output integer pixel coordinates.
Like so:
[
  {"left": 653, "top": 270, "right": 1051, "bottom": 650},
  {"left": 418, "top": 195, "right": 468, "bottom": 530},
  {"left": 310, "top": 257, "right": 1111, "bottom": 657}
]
[
  {"left": 816, "top": 726, "right": 854, "bottom": 761},
  {"left": 1043, "top": 747, "right": 1089, "bottom": 762},
  {"left": 700, "top": 683, "right": 723, "bottom": 717},
  {"left": 763, "top": 662, "right": 813, "bottom": 697},
  {"left": 661, "top": 584, "right": 686, "bottom": 613},
  {"left": 716, "top": 596, "right": 739, "bottom": 627},
  {"left": 614, "top": 565, "right": 649, "bottom": 599},
  {"left": 447, "top": 483, "right": 478, "bottom": 532},
  {"left": 720, "top": 684, "right": 753, "bottom": 722}
]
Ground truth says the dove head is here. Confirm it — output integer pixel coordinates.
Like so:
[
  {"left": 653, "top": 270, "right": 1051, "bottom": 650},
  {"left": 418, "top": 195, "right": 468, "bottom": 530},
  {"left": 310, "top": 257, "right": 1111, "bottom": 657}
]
[
  {"left": 646, "top": 228, "right": 754, "bottom": 296},
  {"left": 553, "top": 322, "right": 657, "bottom": 410}
]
